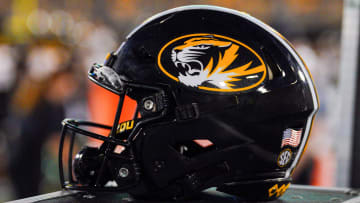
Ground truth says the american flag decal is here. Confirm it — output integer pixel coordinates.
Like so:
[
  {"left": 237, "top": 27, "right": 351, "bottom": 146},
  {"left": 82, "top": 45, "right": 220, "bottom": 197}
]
[{"left": 281, "top": 128, "right": 302, "bottom": 148}]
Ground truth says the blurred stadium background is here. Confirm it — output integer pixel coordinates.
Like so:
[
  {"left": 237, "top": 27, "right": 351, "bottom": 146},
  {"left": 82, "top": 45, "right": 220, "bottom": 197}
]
[{"left": 0, "top": 0, "right": 345, "bottom": 201}]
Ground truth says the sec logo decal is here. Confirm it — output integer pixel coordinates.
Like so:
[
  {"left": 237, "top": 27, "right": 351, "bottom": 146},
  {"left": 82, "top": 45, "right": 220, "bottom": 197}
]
[
  {"left": 157, "top": 33, "right": 267, "bottom": 93},
  {"left": 277, "top": 148, "right": 292, "bottom": 168}
]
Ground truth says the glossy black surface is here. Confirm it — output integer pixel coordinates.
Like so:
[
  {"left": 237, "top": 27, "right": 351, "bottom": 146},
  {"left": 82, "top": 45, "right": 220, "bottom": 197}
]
[{"left": 59, "top": 5, "right": 318, "bottom": 201}]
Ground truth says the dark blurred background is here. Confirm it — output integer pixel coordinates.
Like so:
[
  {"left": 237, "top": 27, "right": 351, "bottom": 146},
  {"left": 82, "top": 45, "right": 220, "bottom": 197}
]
[{"left": 0, "top": 0, "right": 343, "bottom": 201}]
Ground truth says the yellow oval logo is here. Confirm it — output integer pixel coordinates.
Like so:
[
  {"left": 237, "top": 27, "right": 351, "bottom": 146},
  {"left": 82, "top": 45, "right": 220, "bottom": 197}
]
[{"left": 157, "top": 33, "right": 267, "bottom": 93}]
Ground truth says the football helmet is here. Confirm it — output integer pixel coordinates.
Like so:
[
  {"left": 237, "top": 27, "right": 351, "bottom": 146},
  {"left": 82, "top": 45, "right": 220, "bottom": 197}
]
[{"left": 59, "top": 5, "right": 319, "bottom": 201}]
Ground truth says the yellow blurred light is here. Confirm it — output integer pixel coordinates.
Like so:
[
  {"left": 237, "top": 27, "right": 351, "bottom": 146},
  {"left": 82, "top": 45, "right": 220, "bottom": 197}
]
[
  {"left": 5, "top": 0, "right": 38, "bottom": 42},
  {"left": 26, "top": 9, "right": 51, "bottom": 35}
]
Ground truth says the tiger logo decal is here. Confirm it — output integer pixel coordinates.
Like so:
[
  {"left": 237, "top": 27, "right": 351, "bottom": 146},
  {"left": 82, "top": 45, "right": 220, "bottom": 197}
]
[{"left": 157, "top": 34, "right": 267, "bottom": 93}]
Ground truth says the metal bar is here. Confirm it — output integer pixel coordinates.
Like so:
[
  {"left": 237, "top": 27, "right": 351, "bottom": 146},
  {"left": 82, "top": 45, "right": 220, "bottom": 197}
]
[
  {"left": 110, "top": 92, "right": 126, "bottom": 138},
  {"left": 58, "top": 126, "right": 67, "bottom": 188},
  {"left": 63, "top": 122, "right": 129, "bottom": 146},
  {"left": 68, "top": 130, "right": 76, "bottom": 183},
  {"left": 351, "top": 0, "right": 360, "bottom": 187},
  {"left": 337, "top": 0, "right": 360, "bottom": 187},
  {"left": 95, "top": 92, "right": 126, "bottom": 186}
]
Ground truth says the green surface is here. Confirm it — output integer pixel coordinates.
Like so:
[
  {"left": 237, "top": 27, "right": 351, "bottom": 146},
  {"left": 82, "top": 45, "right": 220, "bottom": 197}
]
[
  {"left": 280, "top": 185, "right": 360, "bottom": 202},
  {"left": 7, "top": 185, "right": 360, "bottom": 203}
]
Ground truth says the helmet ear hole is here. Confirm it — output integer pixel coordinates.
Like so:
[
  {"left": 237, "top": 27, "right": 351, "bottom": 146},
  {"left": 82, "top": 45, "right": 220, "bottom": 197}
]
[{"left": 193, "top": 139, "right": 214, "bottom": 148}]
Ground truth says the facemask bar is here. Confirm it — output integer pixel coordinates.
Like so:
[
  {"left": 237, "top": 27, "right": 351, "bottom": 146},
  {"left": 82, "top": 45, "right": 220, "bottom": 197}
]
[
  {"left": 59, "top": 120, "right": 122, "bottom": 191},
  {"left": 59, "top": 63, "right": 171, "bottom": 191},
  {"left": 88, "top": 63, "right": 170, "bottom": 141}
]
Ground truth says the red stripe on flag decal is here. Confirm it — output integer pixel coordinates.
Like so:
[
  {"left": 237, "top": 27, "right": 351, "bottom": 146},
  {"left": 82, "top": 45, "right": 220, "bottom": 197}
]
[{"left": 281, "top": 129, "right": 302, "bottom": 148}]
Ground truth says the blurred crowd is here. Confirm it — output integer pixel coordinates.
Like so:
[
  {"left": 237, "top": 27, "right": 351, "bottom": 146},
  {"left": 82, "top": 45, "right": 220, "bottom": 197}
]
[{"left": 0, "top": 0, "right": 343, "bottom": 201}]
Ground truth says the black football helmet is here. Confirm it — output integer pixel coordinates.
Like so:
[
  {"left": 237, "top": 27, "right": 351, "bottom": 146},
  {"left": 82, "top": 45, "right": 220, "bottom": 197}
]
[{"left": 59, "top": 5, "right": 319, "bottom": 201}]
